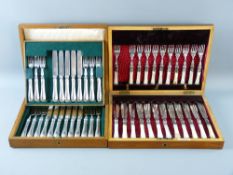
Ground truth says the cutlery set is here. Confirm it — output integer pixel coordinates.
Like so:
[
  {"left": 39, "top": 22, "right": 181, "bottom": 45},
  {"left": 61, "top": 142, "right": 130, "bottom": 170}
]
[
  {"left": 113, "top": 101, "right": 215, "bottom": 139},
  {"left": 52, "top": 50, "right": 103, "bottom": 103},
  {"left": 113, "top": 44, "right": 205, "bottom": 87},
  {"left": 27, "top": 56, "right": 47, "bottom": 102},
  {"left": 21, "top": 106, "right": 102, "bottom": 138},
  {"left": 27, "top": 50, "right": 103, "bottom": 103}
]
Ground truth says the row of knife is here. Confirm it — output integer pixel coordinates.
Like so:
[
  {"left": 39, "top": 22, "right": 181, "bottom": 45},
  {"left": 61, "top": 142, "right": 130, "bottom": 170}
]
[
  {"left": 21, "top": 106, "right": 102, "bottom": 138},
  {"left": 27, "top": 50, "right": 103, "bottom": 103},
  {"left": 113, "top": 101, "right": 215, "bottom": 139},
  {"left": 113, "top": 44, "right": 205, "bottom": 86}
]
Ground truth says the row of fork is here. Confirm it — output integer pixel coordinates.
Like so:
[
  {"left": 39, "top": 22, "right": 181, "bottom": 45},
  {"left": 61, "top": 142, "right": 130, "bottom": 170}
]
[
  {"left": 28, "top": 56, "right": 46, "bottom": 102},
  {"left": 113, "top": 44, "right": 205, "bottom": 86},
  {"left": 113, "top": 101, "right": 215, "bottom": 139}
]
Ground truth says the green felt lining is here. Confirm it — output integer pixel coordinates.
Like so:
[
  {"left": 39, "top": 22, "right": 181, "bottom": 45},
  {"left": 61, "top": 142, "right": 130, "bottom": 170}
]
[
  {"left": 16, "top": 106, "right": 105, "bottom": 137},
  {"left": 25, "top": 41, "right": 104, "bottom": 105}
]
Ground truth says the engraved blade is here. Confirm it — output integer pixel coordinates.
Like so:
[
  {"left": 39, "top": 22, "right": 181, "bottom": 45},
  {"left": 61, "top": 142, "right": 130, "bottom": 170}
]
[
  {"left": 52, "top": 50, "right": 58, "bottom": 76},
  {"left": 167, "top": 103, "right": 176, "bottom": 119},
  {"left": 65, "top": 50, "right": 70, "bottom": 76},
  {"left": 182, "top": 103, "right": 192, "bottom": 119},
  {"left": 159, "top": 103, "right": 167, "bottom": 119},
  {"left": 58, "top": 50, "right": 64, "bottom": 76},
  {"left": 77, "top": 50, "right": 83, "bottom": 78},
  {"left": 197, "top": 103, "right": 208, "bottom": 119},
  {"left": 71, "top": 50, "right": 76, "bottom": 77}
]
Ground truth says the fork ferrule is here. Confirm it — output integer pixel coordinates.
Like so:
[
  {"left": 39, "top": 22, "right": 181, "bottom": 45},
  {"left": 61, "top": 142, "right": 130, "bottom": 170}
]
[
  {"left": 136, "top": 62, "right": 142, "bottom": 85},
  {"left": 143, "top": 60, "right": 149, "bottom": 85},
  {"left": 129, "top": 61, "right": 134, "bottom": 84},
  {"left": 165, "top": 62, "right": 172, "bottom": 85},
  {"left": 173, "top": 61, "right": 179, "bottom": 84}
]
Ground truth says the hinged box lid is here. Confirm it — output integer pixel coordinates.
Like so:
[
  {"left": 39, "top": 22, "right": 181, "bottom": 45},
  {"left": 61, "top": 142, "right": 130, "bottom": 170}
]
[{"left": 19, "top": 24, "right": 108, "bottom": 105}]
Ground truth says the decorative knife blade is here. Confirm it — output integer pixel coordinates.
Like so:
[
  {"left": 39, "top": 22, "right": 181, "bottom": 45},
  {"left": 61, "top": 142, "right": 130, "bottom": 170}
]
[
  {"left": 58, "top": 50, "right": 65, "bottom": 102},
  {"left": 182, "top": 103, "right": 198, "bottom": 138},
  {"left": 77, "top": 51, "right": 83, "bottom": 101},
  {"left": 167, "top": 103, "right": 181, "bottom": 138},
  {"left": 47, "top": 106, "right": 59, "bottom": 137},
  {"left": 152, "top": 103, "right": 163, "bottom": 138},
  {"left": 71, "top": 50, "right": 77, "bottom": 102},
  {"left": 52, "top": 51, "right": 58, "bottom": 102},
  {"left": 113, "top": 104, "right": 120, "bottom": 138},
  {"left": 74, "top": 107, "right": 83, "bottom": 137},
  {"left": 121, "top": 103, "right": 128, "bottom": 138},
  {"left": 40, "top": 106, "right": 53, "bottom": 137},
  {"left": 144, "top": 103, "right": 154, "bottom": 138},
  {"left": 174, "top": 103, "right": 189, "bottom": 139},
  {"left": 159, "top": 103, "right": 172, "bottom": 139},
  {"left": 61, "top": 107, "right": 71, "bottom": 137},
  {"left": 68, "top": 106, "right": 77, "bottom": 137},
  {"left": 129, "top": 103, "right": 136, "bottom": 138},
  {"left": 54, "top": 107, "right": 65, "bottom": 138},
  {"left": 64, "top": 50, "right": 71, "bottom": 102},
  {"left": 190, "top": 103, "right": 207, "bottom": 138},
  {"left": 197, "top": 102, "right": 215, "bottom": 138},
  {"left": 136, "top": 103, "right": 146, "bottom": 138}
]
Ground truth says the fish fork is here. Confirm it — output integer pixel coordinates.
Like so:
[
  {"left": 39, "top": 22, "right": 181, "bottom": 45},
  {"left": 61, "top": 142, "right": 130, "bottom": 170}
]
[
  {"left": 144, "top": 103, "right": 154, "bottom": 138},
  {"left": 61, "top": 107, "right": 71, "bottom": 137},
  {"left": 195, "top": 44, "right": 206, "bottom": 85},
  {"left": 152, "top": 103, "right": 163, "bottom": 138},
  {"left": 188, "top": 44, "right": 198, "bottom": 85},
  {"left": 173, "top": 45, "right": 182, "bottom": 84},
  {"left": 143, "top": 45, "right": 151, "bottom": 85},
  {"left": 39, "top": 57, "right": 46, "bottom": 101},
  {"left": 34, "top": 112, "right": 46, "bottom": 137},
  {"left": 180, "top": 45, "right": 189, "bottom": 84},
  {"left": 165, "top": 45, "right": 175, "bottom": 85},
  {"left": 150, "top": 45, "right": 159, "bottom": 85},
  {"left": 27, "top": 57, "right": 34, "bottom": 102},
  {"left": 136, "top": 103, "right": 146, "bottom": 138},
  {"left": 83, "top": 57, "right": 89, "bottom": 101},
  {"left": 33, "top": 56, "right": 40, "bottom": 101},
  {"left": 136, "top": 45, "right": 143, "bottom": 85},
  {"left": 114, "top": 45, "right": 120, "bottom": 85},
  {"left": 129, "top": 103, "right": 136, "bottom": 138},
  {"left": 96, "top": 57, "right": 102, "bottom": 102},
  {"left": 129, "top": 45, "right": 136, "bottom": 84},
  {"left": 21, "top": 114, "right": 33, "bottom": 137},
  {"left": 190, "top": 103, "right": 207, "bottom": 138},
  {"left": 158, "top": 45, "right": 167, "bottom": 84},
  {"left": 89, "top": 57, "right": 96, "bottom": 101}
]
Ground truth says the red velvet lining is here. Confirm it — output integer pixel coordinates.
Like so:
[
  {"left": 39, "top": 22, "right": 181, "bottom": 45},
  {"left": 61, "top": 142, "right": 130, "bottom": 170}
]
[
  {"left": 112, "top": 45, "right": 207, "bottom": 87},
  {"left": 112, "top": 97, "right": 217, "bottom": 139}
]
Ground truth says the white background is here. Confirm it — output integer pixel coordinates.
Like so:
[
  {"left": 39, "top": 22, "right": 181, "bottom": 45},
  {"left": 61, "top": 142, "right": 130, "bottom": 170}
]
[{"left": 0, "top": 0, "right": 233, "bottom": 175}]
